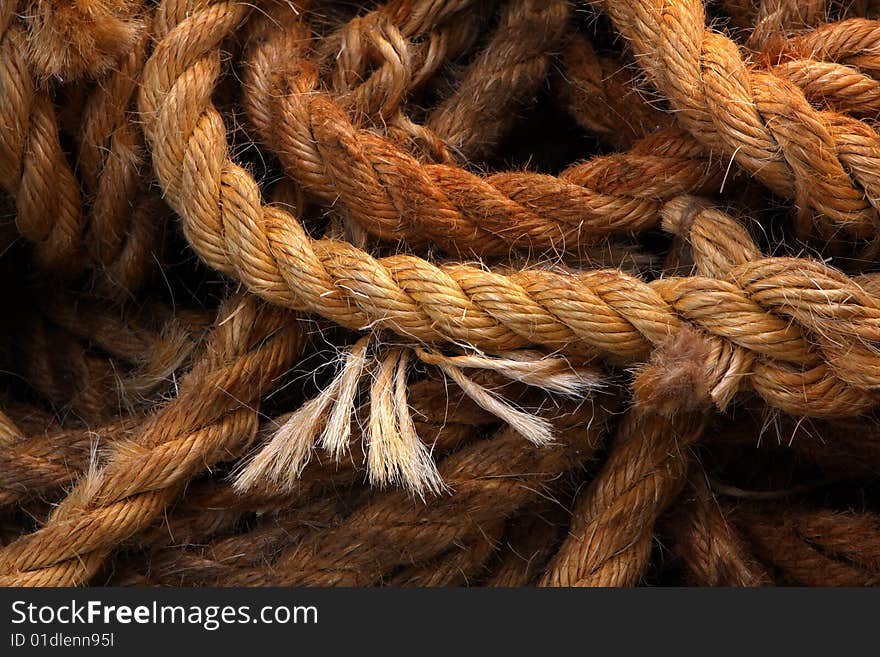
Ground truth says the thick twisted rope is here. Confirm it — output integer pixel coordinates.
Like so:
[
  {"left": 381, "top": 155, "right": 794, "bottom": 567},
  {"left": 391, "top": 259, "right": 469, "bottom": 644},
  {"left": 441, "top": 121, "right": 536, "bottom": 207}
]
[
  {"left": 663, "top": 475, "right": 772, "bottom": 586},
  {"left": 138, "top": 1, "right": 880, "bottom": 419},
  {"left": 786, "top": 16, "right": 880, "bottom": 60},
  {"left": 539, "top": 190, "right": 878, "bottom": 585},
  {"left": 314, "top": 0, "right": 492, "bottom": 125},
  {"left": 0, "top": 418, "right": 138, "bottom": 507},
  {"left": 738, "top": 19, "right": 880, "bottom": 121},
  {"left": 244, "top": 4, "right": 717, "bottom": 255},
  {"left": 0, "top": 295, "right": 306, "bottom": 585},
  {"left": 592, "top": 0, "right": 878, "bottom": 236},
  {"left": 76, "top": 3, "right": 165, "bottom": 294},
  {"left": 123, "top": 394, "right": 566, "bottom": 586},
  {"left": 771, "top": 58, "right": 880, "bottom": 118},
  {"left": 135, "top": 377, "right": 499, "bottom": 563},
  {"left": 390, "top": 479, "right": 577, "bottom": 587},
  {"left": 659, "top": 196, "right": 879, "bottom": 415},
  {"left": 555, "top": 33, "right": 673, "bottom": 151},
  {"left": 734, "top": 505, "right": 880, "bottom": 585},
  {"left": 13, "top": 295, "right": 204, "bottom": 420},
  {"left": 425, "top": 0, "right": 571, "bottom": 160},
  {"left": 598, "top": 0, "right": 880, "bottom": 238},
  {"left": 113, "top": 495, "right": 359, "bottom": 586},
  {"left": 1, "top": 0, "right": 166, "bottom": 288},
  {"left": 541, "top": 329, "right": 713, "bottom": 586},
  {"left": 748, "top": 0, "right": 829, "bottom": 50},
  {"left": 558, "top": 25, "right": 880, "bottom": 147},
  {"left": 17, "top": 317, "right": 124, "bottom": 421},
  {"left": 387, "top": 520, "right": 505, "bottom": 586},
  {"left": 21, "top": 0, "right": 142, "bottom": 81},
  {"left": 0, "top": 3, "right": 84, "bottom": 274},
  {"left": 541, "top": 190, "right": 871, "bottom": 586},
  {"left": 483, "top": 498, "right": 568, "bottom": 586},
  {"left": 4, "top": 0, "right": 880, "bottom": 590}
]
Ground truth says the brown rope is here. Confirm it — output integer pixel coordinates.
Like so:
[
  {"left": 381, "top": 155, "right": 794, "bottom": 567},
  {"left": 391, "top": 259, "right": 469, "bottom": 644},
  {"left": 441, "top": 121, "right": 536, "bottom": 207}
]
[
  {"left": 2, "top": 1, "right": 165, "bottom": 289},
  {"left": 0, "top": 5, "right": 84, "bottom": 274},
  {"left": 132, "top": 0, "right": 880, "bottom": 423},
  {"left": 554, "top": 33, "right": 672, "bottom": 151},
  {"left": 111, "top": 495, "right": 360, "bottom": 586},
  {"left": 425, "top": 0, "right": 571, "bottom": 160},
  {"left": 245, "top": 5, "right": 717, "bottom": 255},
  {"left": 314, "top": 0, "right": 493, "bottom": 125},
  {"left": 0, "top": 418, "right": 139, "bottom": 507},
  {"left": 0, "top": 295, "right": 307, "bottom": 585},
  {"left": 542, "top": 328, "right": 713, "bottom": 586},
  {"left": 134, "top": 377, "right": 502, "bottom": 559},
  {"left": 483, "top": 498, "right": 569, "bottom": 587},
  {"left": 6, "top": 0, "right": 880, "bottom": 589},
  {"left": 387, "top": 520, "right": 505, "bottom": 586},
  {"left": 734, "top": 505, "right": 880, "bottom": 585},
  {"left": 76, "top": 2, "right": 165, "bottom": 294},
  {"left": 22, "top": 0, "right": 143, "bottom": 81},
  {"left": 558, "top": 23, "right": 880, "bottom": 147},
  {"left": 12, "top": 295, "right": 205, "bottom": 420},
  {"left": 748, "top": 0, "right": 830, "bottom": 50},
  {"left": 663, "top": 474, "right": 773, "bottom": 586},
  {"left": 599, "top": 0, "right": 880, "bottom": 238}
]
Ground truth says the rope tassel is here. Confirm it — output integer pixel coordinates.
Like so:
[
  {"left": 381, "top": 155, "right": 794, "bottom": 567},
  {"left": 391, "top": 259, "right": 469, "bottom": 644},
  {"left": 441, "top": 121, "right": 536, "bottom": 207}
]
[
  {"left": 234, "top": 336, "right": 372, "bottom": 493},
  {"left": 366, "top": 348, "right": 445, "bottom": 496},
  {"left": 236, "top": 339, "right": 605, "bottom": 497}
]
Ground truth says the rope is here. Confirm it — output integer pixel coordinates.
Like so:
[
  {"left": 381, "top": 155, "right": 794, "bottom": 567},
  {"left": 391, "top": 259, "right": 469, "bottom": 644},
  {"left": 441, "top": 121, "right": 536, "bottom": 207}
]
[
  {"left": 599, "top": 0, "right": 880, "bottom": 237},
  {"left": 5, "top": 0, "right": 880, "bottom": 588},
  {"left": 0, "top": 295, "right": 307, "bottom": 585}
]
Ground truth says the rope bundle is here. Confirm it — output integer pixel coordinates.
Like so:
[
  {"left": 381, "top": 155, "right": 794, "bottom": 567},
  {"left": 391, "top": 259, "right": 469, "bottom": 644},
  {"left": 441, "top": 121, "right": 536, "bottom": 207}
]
[{"left": 3, "top": 0, "right": 880, "bottom": 586}]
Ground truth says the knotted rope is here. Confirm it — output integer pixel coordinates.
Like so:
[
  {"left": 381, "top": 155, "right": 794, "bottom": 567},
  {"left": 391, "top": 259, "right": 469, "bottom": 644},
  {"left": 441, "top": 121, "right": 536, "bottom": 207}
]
[
  {"left": 5, "top": 0, "right": 880, "bottom": 589},
  {"left": 132, "top": 1, "right": 880, "bottom": 424}
]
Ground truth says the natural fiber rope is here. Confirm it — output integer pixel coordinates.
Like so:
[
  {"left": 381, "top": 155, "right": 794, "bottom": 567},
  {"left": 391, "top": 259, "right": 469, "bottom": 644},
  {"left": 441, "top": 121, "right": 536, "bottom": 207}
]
[
  {"left": 4, "top": 0, "right": 880, "bottom": 589},
  {"left": 539, "top": 193, "right": 878, "bottom": 586},
  {"left": 541, "top": 330, "right": 713, "bottom": 586},
  {"left": 21, "top": 0, "right": 143, "bottom": 81},
  {"left": 12, "top": 295, "right": 205, "bottom": 420},
  {"left": 112, "top": 495, "right": 360, "bottom": 586},
  {"left": 135, "top": 1, "right": 880, "bottom": 419},
  {"left": 245, "top": 5, "right": 717, "bottom": 255},
  {"left": 0, "top": 295, "right": 306, "bottom": 585},
  {"left": 0, "top": 3, "right": 84, "bottom": 274},
  {"left": 76, "top": 2, "right": 166, "bottom": 294},
  {"left": 483, "top": 497, "right": 569, "bottom": 586},
  {"left": 0, "top": 0, "right": 163, "bottom": 287},
  {"left": 597, "top": 0, "right": 880, "bottom": 238},
  {"left": 663, "top": 475, "right": 772, "bottom": 586},
  {"left": 557, "top": 24, "right": 880, "bottom": 147},
  {"left": 540, "top": 189, "right": 872, "bottom": 586},
  {"left": 0, "top": 418, "right": 138, "bottom": 507},
  {"left": 315, "top": 0, "right": 492, "bottom": 126},
  {"left": 748, "top": 0, "right": 829, "bottom": 50},
  {"left": 134, "top": 377, "right": 501, "bottom": 560},
  {"left": 555, "top": 33, "right": 673, "bottom": 151},
  {"left": 424, "top": 0, "right": 571, "bottom": 160},
  {"left": 387, "top": 520, "right": 505, "bottom": 586},
  {"left": 734, "top": 505, "right": 880, "bottom": 585}
]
